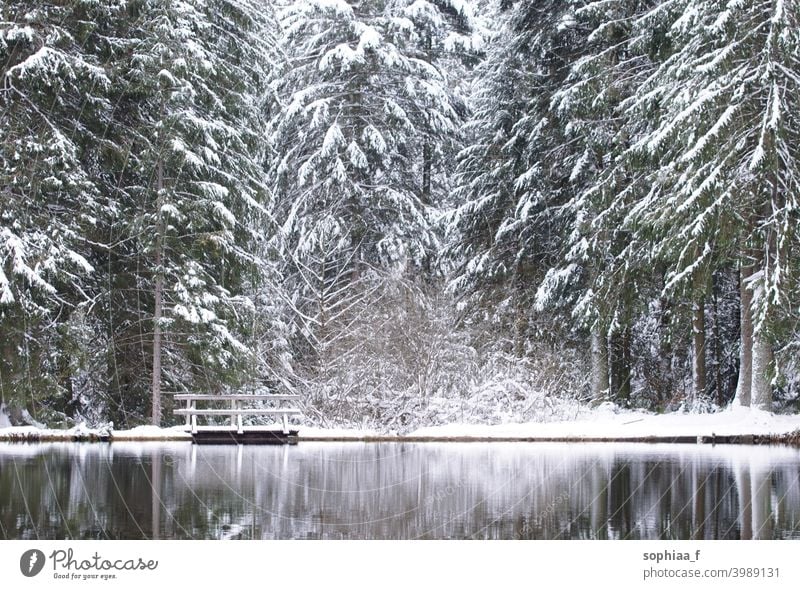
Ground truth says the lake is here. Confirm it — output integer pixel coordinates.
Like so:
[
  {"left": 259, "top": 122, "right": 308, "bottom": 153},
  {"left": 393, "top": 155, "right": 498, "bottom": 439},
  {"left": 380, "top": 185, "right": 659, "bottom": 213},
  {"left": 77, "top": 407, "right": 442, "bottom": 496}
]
[{"left": 1, "top": 442, "right": 799, "bottom": 539}]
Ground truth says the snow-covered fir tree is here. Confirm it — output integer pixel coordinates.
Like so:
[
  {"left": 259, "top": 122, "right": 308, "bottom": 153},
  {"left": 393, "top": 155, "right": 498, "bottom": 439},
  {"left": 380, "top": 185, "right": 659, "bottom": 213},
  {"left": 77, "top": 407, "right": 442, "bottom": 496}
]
[
  {"left": 543, "top": 0, "right": 667, "bottom": 405},
  {"left": 623, "top": 0, "right": 800, "bottom": 409},
  {"left": 271, "top": 0, "right": 467, "bottom": 270},
  {"left": 1, "top": 0, "right": 281, "bottom": 426},
  {"left": 0, "top": 0, "right": 117, "bottom": 417},
  {"left": 270, "top": 0, "right": 473, "bottom": 391},
  {"left": 2, "top": 0, "right": 800, "bottom": 429},
  {"left": 113, "top": 0, "right": 279, "bottom": 424},
  {"left": 449, "top": 1, "right": 575, "bottom": 346}
]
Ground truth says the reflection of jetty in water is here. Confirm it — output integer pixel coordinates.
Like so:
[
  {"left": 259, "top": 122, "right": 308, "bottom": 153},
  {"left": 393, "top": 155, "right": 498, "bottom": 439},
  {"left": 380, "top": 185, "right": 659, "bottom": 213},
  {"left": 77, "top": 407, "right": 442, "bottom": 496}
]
[{"left": 1, "top": 442, "right": 799, "bottom": 540}]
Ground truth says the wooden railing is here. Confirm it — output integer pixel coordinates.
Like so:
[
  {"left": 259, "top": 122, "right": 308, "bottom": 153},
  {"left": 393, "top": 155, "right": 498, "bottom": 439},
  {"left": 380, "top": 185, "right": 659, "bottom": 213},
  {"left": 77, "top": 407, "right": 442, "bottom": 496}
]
[{"left": 173, "top": 394, "right": 302, "bottom": 434}]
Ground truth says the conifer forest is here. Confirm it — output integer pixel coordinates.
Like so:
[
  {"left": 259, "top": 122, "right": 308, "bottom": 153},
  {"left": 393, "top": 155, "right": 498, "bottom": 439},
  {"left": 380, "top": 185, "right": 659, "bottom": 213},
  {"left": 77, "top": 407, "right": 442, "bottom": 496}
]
[{"left": 1, "top": 0, "right": 799, "bottom": 431}]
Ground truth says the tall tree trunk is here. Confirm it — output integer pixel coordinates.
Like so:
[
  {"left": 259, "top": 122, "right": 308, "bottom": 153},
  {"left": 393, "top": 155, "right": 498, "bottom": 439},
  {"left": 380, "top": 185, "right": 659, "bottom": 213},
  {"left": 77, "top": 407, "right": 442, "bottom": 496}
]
[
  {"left": 106, "top": 245, "right": 131, "bottom": 426},
  {"left": 750, "top": 182, "right": 778, "bottom": 411},
  {"left": 733, "top": 262, "right": 754, "bottom": 407},
  {"left": 746, "top": 167, "right": 781, "bottom": 412},
  {"left": 657, "top": 293, "right": 673, "bottom": 407},
  {"left": 609, "top": 327, "right": 631, "bottom": 405},
  {"left": 621, "top": 325, "right": 632, "bottom": 403},
  {"left": 151, "top": 158, "right": 165, "bottom": 426},
  {"left": 609, "top": 330, "right": 622, "bottom": 402},
  {"left": 751, "top": 330, "right": 773, "bottom": 410},
  {"left": 56, "top": 321, "right": 77, "bottom": 418},
  {"left": 711, "top": 277, "right": 724, "bottom": 406},
  {"left": 56, "top": 348, "right": 76, "bottom": 417},
  {"left": 422, "top": 142, "right": 432, "bottom": 204},
  {"left": 422, "top": 30, "right": 433, "bottom": 205},
  {"left": 591, "top": 325, "right": 609, "bottom": 401},
  {"left": 609, "top": 280, "right": 633, "bottom": 406},
  {"left": 514, "top": 303, "right": 528, "bottom": 358},
  {"left": 513, "top": 262, "right": 528, "bottom": 357},
  {"left": 692, "top": 296, "right": 706, "bottom": 401}
]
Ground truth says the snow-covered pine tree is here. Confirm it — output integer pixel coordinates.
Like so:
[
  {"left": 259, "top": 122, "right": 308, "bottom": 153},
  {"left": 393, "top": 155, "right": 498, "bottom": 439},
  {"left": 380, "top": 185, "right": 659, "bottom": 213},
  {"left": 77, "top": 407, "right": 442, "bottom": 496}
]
[
  {"left": 449, "top": 0, "right": 582, "bottom": 356},
  {"left": 543, "top": 0, "right": 669, "bottom": 404},
  {"left": 270, "top": 0, "right": 467, "bottom": 382},
  {"left": 272, "top": 0, "right": 466, "bottom": 269},
  {"left": 0, "top": 1, "right": 118, "bottom": 418},
  {"left": 106, "top": 0, "right": 278, "bottom": 424},
  {"left": 624, "top": 0, "right": 800, "bottom": 410},
  {"left": 397, "top": 0, "right": 483, "bottom": 207}
]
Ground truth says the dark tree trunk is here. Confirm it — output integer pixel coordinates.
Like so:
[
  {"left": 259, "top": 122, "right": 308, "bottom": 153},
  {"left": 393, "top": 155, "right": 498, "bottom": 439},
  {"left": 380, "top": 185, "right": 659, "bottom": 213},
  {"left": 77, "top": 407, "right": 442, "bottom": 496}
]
[
  {"left": 151, "top": 158, "right": 165, "bottom": 426},
  {"left": 734, "top": 261, "right": 754, "bottom": 407},
  {"left": 422, "top": 143, "right": 432, "bottom": 204},
  {"left": 711, "top": 277, "right": 724, "bottom": 406},
  {"left": 692, "top": 296, "right": 706, "bottom": 401},
  {"left": 591, "top": 325, "right": 609, "bottom": 401},
  {"left": 657, "top": 294, "right": 673, "bottom": 407},
  {"left": 610, "top": 327, "right": 632, "bottom": 406}
]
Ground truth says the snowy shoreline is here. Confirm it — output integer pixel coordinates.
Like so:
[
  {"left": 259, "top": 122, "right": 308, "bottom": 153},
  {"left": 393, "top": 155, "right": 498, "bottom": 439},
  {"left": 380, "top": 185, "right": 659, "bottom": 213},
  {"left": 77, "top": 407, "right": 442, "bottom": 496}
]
[{"left": 1, "top": 407, "right": 800, "bottom": 445}]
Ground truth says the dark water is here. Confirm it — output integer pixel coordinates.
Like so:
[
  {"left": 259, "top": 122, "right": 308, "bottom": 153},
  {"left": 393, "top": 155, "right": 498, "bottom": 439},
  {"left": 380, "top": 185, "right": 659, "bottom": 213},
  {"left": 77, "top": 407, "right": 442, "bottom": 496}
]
[{"left": 1, "top": 442, "right": 799, "bottom": 540}]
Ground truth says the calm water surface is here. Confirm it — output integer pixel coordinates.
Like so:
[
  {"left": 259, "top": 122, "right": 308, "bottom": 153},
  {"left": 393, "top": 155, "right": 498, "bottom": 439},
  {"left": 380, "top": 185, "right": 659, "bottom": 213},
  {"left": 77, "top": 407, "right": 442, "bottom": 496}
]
[{"left": 1, "top": 442, "right": 799, "bottom": 539}]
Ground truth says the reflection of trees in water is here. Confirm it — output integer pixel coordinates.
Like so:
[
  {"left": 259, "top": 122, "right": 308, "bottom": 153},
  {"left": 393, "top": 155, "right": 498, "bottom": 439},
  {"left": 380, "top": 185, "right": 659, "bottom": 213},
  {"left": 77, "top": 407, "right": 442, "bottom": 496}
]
[
  {"left": 589, "top": 460, "right": 609, "bottom": 540},
  {"left": 1, "top": 444, "right": 800, "bottom": 539},
  {"left": 736, "top": 460, "right": 779, "bottom": 540},
  {"left": 774, "top": 467, "right": 800, "bottom": 537}
]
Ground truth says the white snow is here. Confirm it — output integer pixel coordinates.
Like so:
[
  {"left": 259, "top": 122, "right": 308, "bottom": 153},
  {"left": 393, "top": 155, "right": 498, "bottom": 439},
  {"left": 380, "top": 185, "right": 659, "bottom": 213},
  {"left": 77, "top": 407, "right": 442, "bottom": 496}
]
[
  {"left": 321, "top": 122, "right": 345, "bottom": 156},
  {"left": 355, "top": 24, "right": 382, "bottom": 53},
  {"left": 409, "top": 405, "right": 800, "bottom": 439},
  {"left": 296, "top": 426, "right": 382, "bottom": 439},
  {"left": 3, "top": 25, "right": 35, "bottom": 43},
  {"left": 0, "top": 405, "right": 10, "bottom": 428},
  {"left": 111, "top": 425, "right": 192, "bottom": 440},
  {"left": 0, "top": 406, "right": 798, "bottom": 442},
  {"left": 0, "top": 265, "right": 12, "bottom": 304},
  {"left": 307, "top": 0, "right": 354, "bottom": 18},
  {"left": 0, "top": 424, "right": 106, "bottom": 441}
]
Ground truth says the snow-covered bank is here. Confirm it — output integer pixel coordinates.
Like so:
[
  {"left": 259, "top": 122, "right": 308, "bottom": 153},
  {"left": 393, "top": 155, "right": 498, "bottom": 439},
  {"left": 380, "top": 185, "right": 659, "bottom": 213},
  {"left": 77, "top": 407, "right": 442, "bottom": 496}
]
[
  {"left": 1, "top": 406, "right": 799, "bottom": 443},
  {"left": 0, "top": 424, "right": 192, "bottom": 442},
  {"left": 0, "top": 423, "right": 371, "bottom": 442},
  {"left": 408, "top": 405, "right": 800, "bottom": 440},
  {"left": 106, "top": 425, "right": 192, "bottom": 441}
]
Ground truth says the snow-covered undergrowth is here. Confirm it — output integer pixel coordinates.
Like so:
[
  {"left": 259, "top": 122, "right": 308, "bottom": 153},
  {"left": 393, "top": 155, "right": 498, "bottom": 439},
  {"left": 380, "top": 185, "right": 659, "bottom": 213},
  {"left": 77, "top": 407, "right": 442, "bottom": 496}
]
[
  {"left": 298, "top": 342, "right": 592, "bottom": 434},
  {"left": 386, "top": 362, "right": 591, "bottom": 433}
]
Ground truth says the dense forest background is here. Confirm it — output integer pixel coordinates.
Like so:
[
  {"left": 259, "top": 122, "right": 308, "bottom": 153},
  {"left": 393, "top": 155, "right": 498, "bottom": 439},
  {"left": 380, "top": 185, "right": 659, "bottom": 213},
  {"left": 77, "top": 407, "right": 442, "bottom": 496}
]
[{"left": 1, "top": 0, "right": 799, "bottom": 431}]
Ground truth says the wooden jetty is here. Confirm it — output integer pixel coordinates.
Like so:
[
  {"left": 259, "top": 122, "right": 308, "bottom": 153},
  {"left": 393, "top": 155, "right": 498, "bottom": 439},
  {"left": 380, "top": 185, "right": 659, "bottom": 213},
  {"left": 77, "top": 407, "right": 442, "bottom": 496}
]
[{"left": 173, "top": 393, "right": 302, "bottom": 445}]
